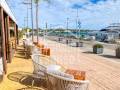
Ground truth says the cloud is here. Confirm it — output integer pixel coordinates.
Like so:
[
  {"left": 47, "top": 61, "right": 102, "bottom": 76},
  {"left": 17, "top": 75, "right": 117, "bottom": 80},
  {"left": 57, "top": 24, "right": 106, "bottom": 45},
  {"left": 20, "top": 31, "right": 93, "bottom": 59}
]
[{"left": 8, "top": 0, "right": 120, "bottom": 30}]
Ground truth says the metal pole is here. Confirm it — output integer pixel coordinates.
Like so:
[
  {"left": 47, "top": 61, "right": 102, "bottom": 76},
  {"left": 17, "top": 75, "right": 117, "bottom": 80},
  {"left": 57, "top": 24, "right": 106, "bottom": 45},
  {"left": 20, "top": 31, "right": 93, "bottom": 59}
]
[
  {"left": 27, "top": 4, "right": 29, "bottom": 28},
  {"left": 44, "top": 22, "right": 48, "bottom": 42},
  {"left": 67, "top": 18, "right": 69, "bottom": 37},
  {"left": 66, "top": 18, "right": 69, "bottom": 44},
  {"left": 76, "top": 8, "right": 78, "bottom": 39},
  {"left": 22, "top": 0, "right": 34, "bottom": 41},
  {"left": 78, "top": 20, "right": 81, "bottom": 42},
  {"left": 46, "top": 22, "right": 48, "bottom": 37},
  {"left": 24, "top": 17, "right": 27, "bottom": 38}
]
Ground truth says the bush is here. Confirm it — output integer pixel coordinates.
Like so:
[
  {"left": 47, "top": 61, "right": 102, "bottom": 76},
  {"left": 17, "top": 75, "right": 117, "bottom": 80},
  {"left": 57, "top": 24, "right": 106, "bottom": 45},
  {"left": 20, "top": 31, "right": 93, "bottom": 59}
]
[
  {"left": 93, "top": 44, "right": 103, "bottom": 54},
  {"left": 116, "top": 46, "right": 120, "bottom": 58},
  {"left": 93, "top": 44, "right": 103, "bottom": 48}
]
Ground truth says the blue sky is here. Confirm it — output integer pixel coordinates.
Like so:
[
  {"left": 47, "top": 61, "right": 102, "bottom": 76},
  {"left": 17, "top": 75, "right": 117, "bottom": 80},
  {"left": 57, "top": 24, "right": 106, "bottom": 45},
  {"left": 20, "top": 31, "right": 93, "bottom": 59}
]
[{"left": 7, "top": 0, "right": 120, "bottom": 30}]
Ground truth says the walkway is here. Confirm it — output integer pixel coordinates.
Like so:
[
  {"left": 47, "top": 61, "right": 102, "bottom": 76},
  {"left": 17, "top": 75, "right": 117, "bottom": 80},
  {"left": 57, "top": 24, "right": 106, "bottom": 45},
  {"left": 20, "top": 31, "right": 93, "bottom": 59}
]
[{"left": 43, "top": 38, "right": 120, "bottom": 90}]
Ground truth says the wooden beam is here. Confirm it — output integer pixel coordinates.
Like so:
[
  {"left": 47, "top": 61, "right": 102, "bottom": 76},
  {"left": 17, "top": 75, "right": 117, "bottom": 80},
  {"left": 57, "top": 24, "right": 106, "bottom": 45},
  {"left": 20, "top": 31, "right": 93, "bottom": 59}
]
[
  {"left": 0, "top": 7, "right": 7, "bottom": 74},
  {"left": 16, "top": 25, "right": 19, "bottom": 45},
  {"left": 14, "top": 23, "right": 17, "bottom": 50},
  {"left": 7, "top": 16, "right": 12, "bottom": 63}
]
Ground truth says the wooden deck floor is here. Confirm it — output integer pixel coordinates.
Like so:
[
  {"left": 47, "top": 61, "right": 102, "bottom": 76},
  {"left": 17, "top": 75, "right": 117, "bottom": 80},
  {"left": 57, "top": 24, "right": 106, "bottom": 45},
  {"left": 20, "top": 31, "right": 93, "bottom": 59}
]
[
  {"left": 43, "top": 39, "right": 120, "bottom": 90},
  {"left": 1, "top": 39, "right": 120, "bottom": 90},
  {"left": 0, "top": 43, "right": 46, "bottom": 90}
]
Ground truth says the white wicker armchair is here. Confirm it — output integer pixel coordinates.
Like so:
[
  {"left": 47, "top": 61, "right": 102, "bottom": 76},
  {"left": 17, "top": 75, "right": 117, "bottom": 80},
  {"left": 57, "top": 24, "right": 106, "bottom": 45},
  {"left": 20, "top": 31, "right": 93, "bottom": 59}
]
[
  {"left": 31, "top": 46, "right": 40, "bottom": 54},
  {"left": 47, "top": 72, "right": 89, "bottom": 90},
  {"left": 23, "top": 39, "right": 34, "bottom": 58},
  {"left": 31, "top": 54, "right": 47, "bottom": 79}
]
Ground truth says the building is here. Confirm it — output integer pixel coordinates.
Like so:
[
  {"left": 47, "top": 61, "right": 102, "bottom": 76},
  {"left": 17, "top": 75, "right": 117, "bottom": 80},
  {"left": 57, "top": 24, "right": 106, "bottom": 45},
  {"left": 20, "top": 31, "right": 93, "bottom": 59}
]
[
  {"left": 0, "top": 0, "right": 18, "bottom": 75},
  {"left": 96, "top": 23, "right": 120, "bottom": 42}
]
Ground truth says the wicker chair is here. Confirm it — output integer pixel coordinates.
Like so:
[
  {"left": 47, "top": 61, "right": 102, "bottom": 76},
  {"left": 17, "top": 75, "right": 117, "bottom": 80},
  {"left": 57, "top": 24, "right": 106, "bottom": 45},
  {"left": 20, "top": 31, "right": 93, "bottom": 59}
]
[
  {"left": 26, "top": 54, "right": 47, "bottom": 89},
  {"left": 47, "top": 72, "right": 89, "bottom": 90},
  {"left": 31, "top": 46, "right": 40, "bottom": 55},
  {"left": 23, "top": 39, "right": 34, "bottom": 58},
  {"left": 31, "top": 54, "right": 47, "bottom": 79}
]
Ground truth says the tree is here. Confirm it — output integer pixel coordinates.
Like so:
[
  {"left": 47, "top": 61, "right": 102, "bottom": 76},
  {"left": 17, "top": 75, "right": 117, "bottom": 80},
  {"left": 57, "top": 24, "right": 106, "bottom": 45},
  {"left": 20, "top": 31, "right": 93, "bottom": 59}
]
[{"left": 34, "top": 0, "right": 50, "bottom": 43}]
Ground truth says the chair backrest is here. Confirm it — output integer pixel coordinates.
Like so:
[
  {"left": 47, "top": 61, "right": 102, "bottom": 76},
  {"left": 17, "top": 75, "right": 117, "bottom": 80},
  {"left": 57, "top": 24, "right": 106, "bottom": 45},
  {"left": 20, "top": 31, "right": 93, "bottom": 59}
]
[
  {"left": 31, "top": 54, "right": 47, "bottom": 79},
  {"left": 31, "top": 54, "right": 41, "bottom": 73},
  {"left": 32, "top": 46, "right": 40, "bottom": 54},
  {"left": 33, "top": 61, "right": 47, "bottom": 79},
  {"left": 31, "top": 54, "right": 40, "bottom": 63},
  {"left": 47, "top": 72, "right": 89, "bottom": 90}
]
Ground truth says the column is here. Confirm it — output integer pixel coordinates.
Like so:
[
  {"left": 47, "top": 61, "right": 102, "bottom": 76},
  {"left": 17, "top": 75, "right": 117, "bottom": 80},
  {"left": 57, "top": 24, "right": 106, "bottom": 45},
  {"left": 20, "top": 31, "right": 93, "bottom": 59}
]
[
  {"left": 0, "top": 8, "right": 7, "bottom": 74},
  {"left": 14, "top": 23, "right": 17, "bottom": 50},
  {"left": 7, "top": 16, "right": 12, "bottom": 63},
  {"left": 16, "top": 25, "right": 19, "bottom": 45}
]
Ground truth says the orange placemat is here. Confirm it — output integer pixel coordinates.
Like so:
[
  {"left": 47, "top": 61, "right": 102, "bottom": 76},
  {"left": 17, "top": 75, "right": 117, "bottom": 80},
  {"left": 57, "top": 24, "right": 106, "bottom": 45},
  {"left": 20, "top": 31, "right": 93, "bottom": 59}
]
[
  {"left": 37, "top": 43, "right": 44, "bottom": 49},
  {"left": 41, "top": 48, "right": 51, "bottom": 56},
  {"left": 65, "top": 69, "right": 86, "bottom": 80}
]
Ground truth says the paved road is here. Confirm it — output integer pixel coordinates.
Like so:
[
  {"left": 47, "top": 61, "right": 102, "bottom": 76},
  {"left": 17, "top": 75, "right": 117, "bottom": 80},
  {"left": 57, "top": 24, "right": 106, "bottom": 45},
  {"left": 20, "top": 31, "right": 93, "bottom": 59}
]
[{"left": 46, "top": 36, "right": 120, "bottom": 62}]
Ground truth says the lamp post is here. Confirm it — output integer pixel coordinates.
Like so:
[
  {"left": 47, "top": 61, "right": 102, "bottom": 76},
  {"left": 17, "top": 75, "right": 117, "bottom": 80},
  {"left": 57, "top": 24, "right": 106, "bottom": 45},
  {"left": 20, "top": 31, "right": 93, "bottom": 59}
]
[
  {"left": 66, "top": 17, "right": 69, "bottom": 44},
  {"left": 78, "top": 20, "right": 81, "bottom": 42}
]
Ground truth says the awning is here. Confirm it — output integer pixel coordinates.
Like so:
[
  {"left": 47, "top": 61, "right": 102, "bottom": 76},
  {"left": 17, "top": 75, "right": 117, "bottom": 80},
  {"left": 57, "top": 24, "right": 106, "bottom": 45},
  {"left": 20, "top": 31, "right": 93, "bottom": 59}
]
[{"left": 0, "top": 0, "right": 17, "bottom": 23}]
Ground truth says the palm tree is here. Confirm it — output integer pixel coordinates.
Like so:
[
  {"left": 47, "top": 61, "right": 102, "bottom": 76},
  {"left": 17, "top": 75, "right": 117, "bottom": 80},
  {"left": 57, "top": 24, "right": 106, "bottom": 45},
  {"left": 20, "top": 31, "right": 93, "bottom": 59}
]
[
  {"left": 34, "top": 0, "right": 50, "bottom": 43},
  {"left": 34, "top": 0, "right": 39, "bottom": 43}
]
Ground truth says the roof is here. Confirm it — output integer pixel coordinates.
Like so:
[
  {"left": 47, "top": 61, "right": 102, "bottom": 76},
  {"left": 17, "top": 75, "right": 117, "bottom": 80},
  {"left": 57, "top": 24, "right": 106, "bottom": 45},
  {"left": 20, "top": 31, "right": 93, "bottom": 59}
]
[
  {"left": 101, "top": 23, "right": 120, "bottom": 32},
  {"left": 0, "top": 0, "right": 17, "bottom": 23}
]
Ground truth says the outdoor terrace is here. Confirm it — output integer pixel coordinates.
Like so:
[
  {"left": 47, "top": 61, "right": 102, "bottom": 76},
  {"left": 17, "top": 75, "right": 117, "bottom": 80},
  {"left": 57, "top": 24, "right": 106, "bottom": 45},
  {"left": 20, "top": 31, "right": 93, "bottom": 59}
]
[
  {"left": 0, "top": 39, "right": 120, "bottom": 90},
  {"left": 0, "top": 41, "right": 46, "bottom": 90}
]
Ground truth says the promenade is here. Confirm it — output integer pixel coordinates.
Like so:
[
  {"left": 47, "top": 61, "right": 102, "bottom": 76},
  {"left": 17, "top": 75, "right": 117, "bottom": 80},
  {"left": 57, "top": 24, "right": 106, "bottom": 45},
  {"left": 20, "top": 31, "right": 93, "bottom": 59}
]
[
  {"left": 42, "top": 38, "right": 120, "bottom": 90},
  {"left": 0, "top": 38, "right": 120, "bottom": 90}
]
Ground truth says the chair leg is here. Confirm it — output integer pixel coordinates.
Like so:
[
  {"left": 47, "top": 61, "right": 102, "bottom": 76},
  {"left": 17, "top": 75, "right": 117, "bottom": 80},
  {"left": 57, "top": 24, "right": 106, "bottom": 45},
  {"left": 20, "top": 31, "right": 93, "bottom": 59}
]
[{"left": 31, "top": 79, "right": 35, "bottom": 88}]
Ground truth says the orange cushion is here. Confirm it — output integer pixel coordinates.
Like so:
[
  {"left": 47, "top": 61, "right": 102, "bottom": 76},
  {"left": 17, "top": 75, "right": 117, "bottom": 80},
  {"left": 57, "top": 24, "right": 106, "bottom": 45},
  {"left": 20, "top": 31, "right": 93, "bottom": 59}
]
[
  {"left": 37, "top": 43, "right": 44, "bottom": 49},
  {"left": 41, "top": 48, "right": 50, "bottom": 56},
  {"left": 65, "top": 69, "right": 86, "bottom": 80},
  {"left": 33, "top": 42, "right": 38, "bottom": 45}
]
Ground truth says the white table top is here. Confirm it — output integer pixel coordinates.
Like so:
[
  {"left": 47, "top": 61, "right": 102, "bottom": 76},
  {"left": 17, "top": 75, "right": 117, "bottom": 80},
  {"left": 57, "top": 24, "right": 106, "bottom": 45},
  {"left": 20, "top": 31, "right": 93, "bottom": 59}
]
[{"left": 47, "top": 64, "right": 61, "bottom": 71}]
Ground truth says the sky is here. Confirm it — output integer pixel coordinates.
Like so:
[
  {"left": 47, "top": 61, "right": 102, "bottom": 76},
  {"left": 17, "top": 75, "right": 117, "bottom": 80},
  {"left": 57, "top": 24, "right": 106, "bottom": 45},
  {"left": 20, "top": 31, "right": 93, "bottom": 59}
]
[{"left": 7, "top": 0, "right": 120, "bottom": 30}]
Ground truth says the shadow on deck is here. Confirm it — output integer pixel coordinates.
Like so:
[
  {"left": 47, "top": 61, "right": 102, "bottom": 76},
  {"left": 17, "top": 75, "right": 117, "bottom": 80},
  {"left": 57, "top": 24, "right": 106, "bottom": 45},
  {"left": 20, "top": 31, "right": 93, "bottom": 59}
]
[
  {"left": 7, "top": 71, "right": 47, "bottom": 89},
  {"left": 82, "top": 51, "right": 94, "bottom": 54},
  {"left": 7, "top": 45, "right": 47, "bottom": 89},
  {"left": 0, "top": 75, "right": 3, "bottom": 83}
]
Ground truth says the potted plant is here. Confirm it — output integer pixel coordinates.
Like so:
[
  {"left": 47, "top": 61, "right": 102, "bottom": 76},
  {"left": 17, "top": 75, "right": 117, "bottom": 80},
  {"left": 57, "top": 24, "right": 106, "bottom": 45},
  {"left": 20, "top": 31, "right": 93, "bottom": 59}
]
[
  {"left": 93, "top": 44, "right": 103, "bottom": 54},
  {"left": 76, "top": 36, "right": 84, "bottom": 47},
  {"left": 116, "top": 46, "right": 120, "bottom": 58}
]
